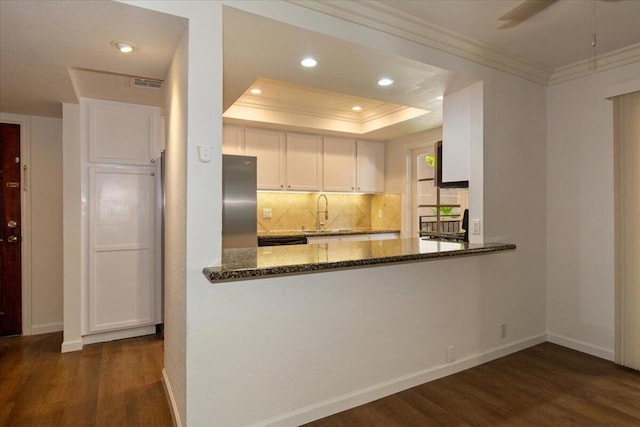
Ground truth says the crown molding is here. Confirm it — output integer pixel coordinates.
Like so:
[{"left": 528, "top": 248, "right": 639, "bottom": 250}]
[
  {"left": 287, "top": 0, "right": 552, "bottom": 86},
  {"left": 288, "top": 1, "right": 640, "bottom": 87},
  {"left": 549, "top": 42, "right": 640, "bottom": 86}
]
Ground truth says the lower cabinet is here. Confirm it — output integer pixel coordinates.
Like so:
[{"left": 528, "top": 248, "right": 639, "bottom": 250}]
[{"left": 306, "top": 232, "right": 399, "bottom": 244}]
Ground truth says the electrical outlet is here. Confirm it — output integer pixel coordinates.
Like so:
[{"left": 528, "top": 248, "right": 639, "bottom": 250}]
[
  {"left": 472, "top": 219, "right": 481, "bottom": 235},
  {"left": 446, "top": 345, "right": 456, "bottom": 363},
  {"left": 262, "top": 208, "right": 272, "bottom": 219},
  {"left": 501, "top": 323, "right": 507, "bottom": 339},
  {"left": 378, "top": 209, "right": 383, "bottom": 219}
]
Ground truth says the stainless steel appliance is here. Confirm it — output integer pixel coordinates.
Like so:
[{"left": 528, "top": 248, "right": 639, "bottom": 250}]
[{"left": 222, "top": 155, "right": 257, "bottom": 248}]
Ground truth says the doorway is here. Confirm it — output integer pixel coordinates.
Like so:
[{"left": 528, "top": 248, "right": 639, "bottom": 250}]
[
  {"left": 0, "top": 123, "right": 22, "bottom": 336},
  {"left": 411, "top": 145, "right": 468, "bottom": 238}
]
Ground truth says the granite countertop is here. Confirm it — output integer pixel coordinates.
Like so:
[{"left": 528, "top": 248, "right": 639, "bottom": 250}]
[
  {"left": 204, "top": 238, "right": 516, "bottom": 283},
  {"left": 257, "top": 228, "right": 401, "bottom": 239}
]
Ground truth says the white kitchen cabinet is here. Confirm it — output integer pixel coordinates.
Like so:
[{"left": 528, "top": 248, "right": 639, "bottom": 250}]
[
  {"left": 356, "top": 140, "right": 385, "bottom": 193},
  {"left": 323, "top": 137, "right": 356, "bottom": 192},
  {"left": 232, "top": 125, "right": 386, "bottom": 193},
  {"left": 88, "top": 167, "right": 156, "bottom": 333},
  {"left": 86, "top": 98, "right": 160, "bottom": 165},
  {"left": 244, "top": 127, "right": 286, "bottom": 190},
  {"left": 306, "top": 232, "right": 399, "bottom": 244},
  {"left": 286, "top": 133, "right": 321, "bottom": 191},
  {"left": 222, "top": 124, "right": 245, "bottom": 154}
]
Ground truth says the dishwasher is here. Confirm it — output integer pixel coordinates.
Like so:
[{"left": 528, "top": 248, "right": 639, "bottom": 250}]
[{"left": 257, "top": 236, "right": 308, "bottom": 247}]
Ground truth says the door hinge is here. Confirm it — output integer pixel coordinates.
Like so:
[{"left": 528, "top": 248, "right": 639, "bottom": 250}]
[{"left": 23, "top": 165, "right": 27, "bottom": 192}]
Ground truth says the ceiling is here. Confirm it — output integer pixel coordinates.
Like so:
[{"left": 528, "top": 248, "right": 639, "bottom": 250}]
[
  {"left": 0, "top": 0, "right": 187, "bottom": 117},
  {"left": 222, "top": 6, "right": 476, "bottom": 140},
  {"left": 1, "top": 0, "right": 640, "bottom": 139},
  {"left": 378, "top": 0, "right": 640, "bottom": 71}
]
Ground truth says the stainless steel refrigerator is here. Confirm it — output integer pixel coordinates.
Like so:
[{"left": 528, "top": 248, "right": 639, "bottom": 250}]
[{"left": 222, "top": 154, "right": 257, "bottom": 248}]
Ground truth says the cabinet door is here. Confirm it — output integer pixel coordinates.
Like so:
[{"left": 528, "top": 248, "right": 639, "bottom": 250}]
[
  {"left": 88, "top": 167, "right": 156, "bottom": 333},
  {"left": 323, "top": 137, "right": 356, "bottom": 192},
  {"left": 286, "top": 133, "right": 321, "bottom": 191},
  {"left": 356, "top": 140, "right": 385, "bottom": 193},
  {"left": 222, "top": 124, "right": 245, "bottom": 154},
  {"left": 245, "top": 128, "right": 285, "bottom": 190},
  {"left": 87, "top": 99, "right": 160, "bottom": 165}
]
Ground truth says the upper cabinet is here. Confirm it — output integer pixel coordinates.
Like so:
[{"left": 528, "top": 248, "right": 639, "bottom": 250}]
[
  {"left": 86, "top": 98, "right": 161, "bottom": 165},
  {"left": 244, "top": 127, "right": 285, "bottom": 190},
  {"left": 323, "top": 137, "right": 356, "bottom": 192},
  {"left": 441, "top": 81, "right": 482, "bottom": 184},
  {"left": 356, "top": 140, "right": 385, "bottom": 193},
  {"left": 223, "top": 124, "right": 385, "bottom": 193},
  {"left": 286, "top": 133, "right": 321, "bottom": 191},
  {"left": 222, "top": 124, "right": 245, "bottom": 155}
]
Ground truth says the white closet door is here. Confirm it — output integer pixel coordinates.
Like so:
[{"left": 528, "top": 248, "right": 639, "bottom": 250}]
[{"left": 88, "top": 167, "right": 155, "bottom": 333}]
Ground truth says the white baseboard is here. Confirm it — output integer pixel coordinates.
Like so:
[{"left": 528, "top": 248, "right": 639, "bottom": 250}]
[
  {"left": 259, "top": 333, "right": 547, "bottom": 427},
  {"left": 61, "top": 339, "right": 83, "bottom": 353},
  {"left": 31, "top": 322, "right": 63, "bottom": 335},
  {"left": 162, "top": 369, "right": 183, "bottom": 427},
  {"left": 546, "top": 332, "right": 614, "bottom": 361},
  {"left": 82, "top": 325, "right": 156, "bottom": 346}
]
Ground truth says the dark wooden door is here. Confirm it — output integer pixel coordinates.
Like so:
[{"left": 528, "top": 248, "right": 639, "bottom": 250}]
[{"left": 0, "top": 123, "right": 22, "bottom": 336}]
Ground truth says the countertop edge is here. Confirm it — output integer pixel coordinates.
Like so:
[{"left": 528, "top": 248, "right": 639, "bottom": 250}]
[{"left": 204, "top": 242, "right": 516, "bottom": 284}]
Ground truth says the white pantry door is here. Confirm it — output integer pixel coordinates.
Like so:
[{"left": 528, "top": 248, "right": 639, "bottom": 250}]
[{"left": 88, "top": 167, "right": 156, "bottom": 333}]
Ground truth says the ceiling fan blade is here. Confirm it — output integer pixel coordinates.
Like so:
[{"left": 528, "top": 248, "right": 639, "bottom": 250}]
[{"left": 498, "top": 0, "right": 558, "bottom": 25}]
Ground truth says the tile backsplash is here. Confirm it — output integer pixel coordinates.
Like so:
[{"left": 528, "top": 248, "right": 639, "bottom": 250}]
[{"left": 257, "top": 192, "right": 401, "bottom": 232}]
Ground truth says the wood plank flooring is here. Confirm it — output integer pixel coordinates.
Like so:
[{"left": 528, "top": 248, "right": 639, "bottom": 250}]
[
  {"left": 306, "top": 342, "right": 640, "bottom": 426},
  {"left": 0, "top": 332, "right": 172, "bottom": 427},
  {"left": 2, "top": 335, "right": 639, "bottom": 426}
]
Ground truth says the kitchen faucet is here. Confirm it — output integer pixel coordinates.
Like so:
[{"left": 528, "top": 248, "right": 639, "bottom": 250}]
[{"left": 316, "top": 194, "right": 329, "bottom": 230}]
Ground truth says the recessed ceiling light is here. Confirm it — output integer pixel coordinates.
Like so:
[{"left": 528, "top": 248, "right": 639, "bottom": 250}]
[
  {"left": 250, "top": 88, "right": 262, "bottom": 95},
  {"left": 436, "top": 95, "right": 444, "bottom": 100},
  {"left": 352, "top": 106, "right": 362, "bottom": 111},
  {"left": 301, "top": 57, "right": 318, "bottom": 68},
  {"left": 112, "top": 41, "right": 135, "bottom": 53},
  {"left": 377, "top": 78, "right": 394, "bottom": 87}
]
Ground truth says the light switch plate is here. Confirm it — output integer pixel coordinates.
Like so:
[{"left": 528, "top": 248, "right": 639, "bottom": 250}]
[
  {"left": 262, "top": 208, "right": 272, "bottom": 219},
  {"left": 197, "top": 145, "right": 213, "bottom": 163},
  {"left": 472, "top": 219, "right": 481, "bottom": 235}
]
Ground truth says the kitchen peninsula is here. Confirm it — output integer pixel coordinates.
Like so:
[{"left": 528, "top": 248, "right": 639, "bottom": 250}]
[{"left": 204, "top": 238, "right": 515, "bottom": 283}]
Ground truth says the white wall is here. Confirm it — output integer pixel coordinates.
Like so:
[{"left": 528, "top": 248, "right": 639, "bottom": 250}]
[
  {"left": 130, "top": 1, "right": 547, "bottom": 425},
  {"left": 163, "top": 26, "right": 188, "bottom": 427},
  {"left": 546, "top": 61, "right": 640, "bottom": 360},
  {"left": 197, "top": 253, "right": 543, "bottom": 426},
  {"left": 30, "top": 116, "right": 63, "bottom": 333},
  {"left": 121, "top": 2, "right": 223, "bottom": 426},
  {"left": 62, "top": 104, "right": 82, "bottom": 352}
]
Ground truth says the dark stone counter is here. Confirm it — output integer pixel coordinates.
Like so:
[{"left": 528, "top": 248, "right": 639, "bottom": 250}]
[{"left": 204, "top": 238, "right": 516, "bottom": 283}]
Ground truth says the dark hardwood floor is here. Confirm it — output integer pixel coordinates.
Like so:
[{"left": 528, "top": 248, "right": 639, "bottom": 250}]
[
  {"left": 306, "top": 342, "right": 640, "bottom": 426},
  {"left": 2, "top": 335, "right": 639, "bottom": 426},
  {"left": 0, "top": 332, "right": 172, "bottom": 426}
]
